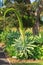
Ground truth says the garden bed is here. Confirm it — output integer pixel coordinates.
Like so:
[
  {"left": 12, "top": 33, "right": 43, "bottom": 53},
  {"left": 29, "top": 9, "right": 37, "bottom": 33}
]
[
  {"left": 4, "top": 50, "right": 43, "bottom": 64},
  {"left": 8, "top": 58, "right": 43, "bottom": 63}
]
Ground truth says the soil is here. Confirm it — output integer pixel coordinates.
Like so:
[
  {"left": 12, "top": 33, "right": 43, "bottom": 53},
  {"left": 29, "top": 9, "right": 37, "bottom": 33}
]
[{"left": 8, "top": 58, "right": 43, "bottom": 64}]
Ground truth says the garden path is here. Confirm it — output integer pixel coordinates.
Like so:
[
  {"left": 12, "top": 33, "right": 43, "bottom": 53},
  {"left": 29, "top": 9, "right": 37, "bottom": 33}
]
[{"left": 0, "top": 43, "right": 10, "bottom": 65}]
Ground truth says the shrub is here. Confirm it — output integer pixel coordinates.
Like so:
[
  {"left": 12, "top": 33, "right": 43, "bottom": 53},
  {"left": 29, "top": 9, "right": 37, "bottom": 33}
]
[
  {"left": 1, "top": 29, "right": 43, "bottom": 59},
  {"left": 26, "top": 33, "right": 43, "bottom": 45},
  {"left": 12, "top": 36, "right": 36, "bottom": 59},
  {"left": 1, "top": 29, "right": 9, "bottom": 43},
  {"left": 4, "top": 45, "right": 16, "bottom": 57},
  {"left": 40, "top": 45, "right": 43, "bottom": 59},
  {"left": 1, "top": 29, "right": 20, "bottom": 45},
  {"left": 12, "top": 34, "right": 42, "bottom": 59}
]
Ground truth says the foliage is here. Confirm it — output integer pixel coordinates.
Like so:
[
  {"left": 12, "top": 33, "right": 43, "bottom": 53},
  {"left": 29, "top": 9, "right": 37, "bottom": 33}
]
[
  {"left": 5, "top": 31, "right": 20, "bottom": 45},
  {"left": 0, "top": 27, "right": 10, "bottom": 43},
  {"left": 4, "top": 45, "right": 16, "bottom": 57},
  {"left": 40, "top": 45, "right": 43, "bottom": 59},
  {"left": 26, "top": 32, "right": 43, "bottom": 45},
  {"left": 12, "top": 36, "right": 38, "bottom": 59},
  {"left": 4, "top": 8, "right": 25, "bottom": 46},
  {"left": 0, "top": 0, "right": 43, "bottom": 60},
  {"left": 0, "top": 2, "right": 35, "bottom": 28},
  {"left": 14, "top": 0, "right": 23, "bottom": 3},
  {"left": 1, "top": 28, "right": 20, "bottom": 45},
  {"left": 11, "top": 32, "right": 43, "bottom": 59},
  {"left": 1, "top": 29, "right": 42, "bottom": 59}
]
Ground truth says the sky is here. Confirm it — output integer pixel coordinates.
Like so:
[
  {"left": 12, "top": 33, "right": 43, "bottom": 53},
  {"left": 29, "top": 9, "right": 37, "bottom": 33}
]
[
  {"left": 30, "top": 0, "right": 35, "bottom": 3},
  {"left": 0, "top": 0, "right": 35, "bottom": 3},
  {"left": 0, "top": 0, "right": 2, "bottom": 2}
]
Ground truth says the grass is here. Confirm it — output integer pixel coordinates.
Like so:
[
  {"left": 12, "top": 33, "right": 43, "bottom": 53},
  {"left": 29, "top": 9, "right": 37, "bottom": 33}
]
[{"left": 12, "top": 62, "right": 43, "bottom": 65}]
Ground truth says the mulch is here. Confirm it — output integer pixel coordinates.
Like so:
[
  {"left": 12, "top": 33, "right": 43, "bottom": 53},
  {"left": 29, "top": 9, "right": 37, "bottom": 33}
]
[{"left": 8, "top": 58, "right": 43, "bottom": 63}]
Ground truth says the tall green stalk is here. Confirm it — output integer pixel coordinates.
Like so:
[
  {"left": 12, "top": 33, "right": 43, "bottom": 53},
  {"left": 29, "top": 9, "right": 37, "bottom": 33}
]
[{"left": 4, "top": 8, "right": 25, "bottom": 45}]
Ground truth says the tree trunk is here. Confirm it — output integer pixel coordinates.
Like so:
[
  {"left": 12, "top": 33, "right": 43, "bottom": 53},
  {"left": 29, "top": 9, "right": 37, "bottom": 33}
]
[
  {"left": 24, "top": 0, "right": 31, "bottom": 4},
  {"left": 32, "top": 0, "right": 43, "bottom": 35},
  {"left": 32, "top": 8, "right": 40, "bottom": 35}
]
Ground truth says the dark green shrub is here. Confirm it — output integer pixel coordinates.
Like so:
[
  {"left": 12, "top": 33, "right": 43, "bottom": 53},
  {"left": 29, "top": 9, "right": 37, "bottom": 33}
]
[
  {"left": 6, "top": 31, "right": 20, "bottom": 45},
  {"left": 1, "top": 29, "right": 20, "bottom": 45},
  {"left": 31, "top": 46, "right": 42, "bottom": 60},
  {"left": 12, "top": 36, "right": 36, "bottom": 59},
  {"left": 1, "top": 29, "right": 43, "bottom": 59},
  {"left": 11, "top": 32, "right": 43, "bottom": 59}
]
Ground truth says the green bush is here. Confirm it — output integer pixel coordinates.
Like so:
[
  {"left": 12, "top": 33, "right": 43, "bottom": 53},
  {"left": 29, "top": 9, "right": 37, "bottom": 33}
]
[
  {"left": 11, "top": 33, "right": 43, "bottom": 59},
  {"left": 1, "top": 29, "right": 20, "bottom": 45},
  {"left": 4, "top": 45, "right": 16, "bottom": 57},
  {"left": 1, "top": 29, "right": 43, "bottom": 59},
  {"left": 0, "top": 27, "right": 10, "bottom": 43},
  {"left": 40, "top": 45, "right": 43, "bottom": 60}
]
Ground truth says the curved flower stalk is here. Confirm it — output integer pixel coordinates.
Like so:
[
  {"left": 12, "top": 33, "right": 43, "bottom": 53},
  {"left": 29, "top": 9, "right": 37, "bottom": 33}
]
[{"left": 4, "top": 8, "right": 25, "bottom": 45}]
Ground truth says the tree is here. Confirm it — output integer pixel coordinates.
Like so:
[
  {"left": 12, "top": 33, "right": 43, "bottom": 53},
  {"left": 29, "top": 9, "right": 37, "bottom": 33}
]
[
  {"left": 4, "top": 0, "right": 12, "bottom": 5},
  {"left": 14, "top": 0, "right": 31, "bottom": 4},
  {"left": 24, "top": 0, "right": 31, "bottom": 4},
  {"left": 32, "top": 0, "right": 43, "bottom": 35}
]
